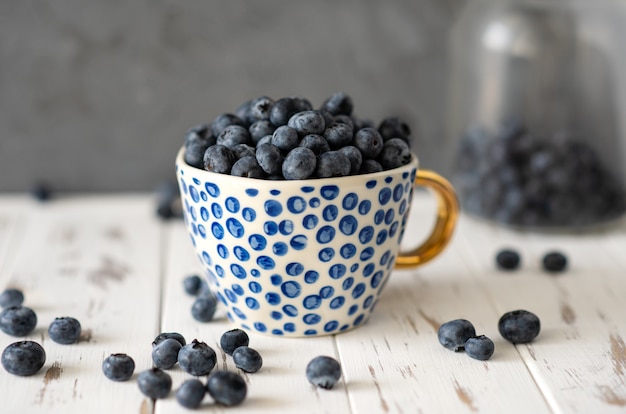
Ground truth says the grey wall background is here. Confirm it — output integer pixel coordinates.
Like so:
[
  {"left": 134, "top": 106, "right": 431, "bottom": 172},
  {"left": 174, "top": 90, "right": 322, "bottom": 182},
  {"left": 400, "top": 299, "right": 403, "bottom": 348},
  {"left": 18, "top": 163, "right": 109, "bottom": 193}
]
[{"left": 0, "top": 0, "right": 465, "bottom": 193}]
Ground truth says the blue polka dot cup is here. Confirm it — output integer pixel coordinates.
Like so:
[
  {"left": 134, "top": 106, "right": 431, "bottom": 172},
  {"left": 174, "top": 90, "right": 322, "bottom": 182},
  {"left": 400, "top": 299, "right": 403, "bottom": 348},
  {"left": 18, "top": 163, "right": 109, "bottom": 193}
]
[{"left": 176, "top": 147, "right": 458, "bottom": 337}]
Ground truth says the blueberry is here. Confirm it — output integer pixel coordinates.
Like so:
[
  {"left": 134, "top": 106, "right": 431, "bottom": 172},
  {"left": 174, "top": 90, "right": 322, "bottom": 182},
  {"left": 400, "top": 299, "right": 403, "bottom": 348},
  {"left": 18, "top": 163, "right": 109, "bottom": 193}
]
[
  {"left": 137, "top": 368, "right": 172, "bottom": 399},
  {"left": 185, "top": 140, "right": 212, "bottom": 169},
  {"left": 220, "top": 329, "right": 249, "bottom": 356},
  {"left": 333, "top": 114, "right": 355, "bottom": 130},
  {"left": 231, "top": 143, "right": 256, "bottom": 159},
  {"left": 176, "top": 378, "right": 206, "bottom": 409},
  {"left": 316, "top": 151, "right": 351, "bottom": 178},
  {"left": 203, "top": 144, "right": 236, "bottom": 174},
  {"left": 498, "top": 310, "right": 541, "bottom": 344},
  {"left": 464, "top": 335, "right": 495, "bottom": 360},
  {"left": 378, "top": 138, "right": 411, "bottom": 169},
  {"left": 256, "top": 143, "right": 284, "bottom": 176},
  {"left": 378, "top": 116, "right": 411, "bottom": 143},
  {"left": 542, "top": 251, "right": 567, "bottom": 273},
  {"left": 354, "top": 127, "right": 384, "bottom": 159},
  {"left": 0, "top": 288, "right": 24, "bottom": 308},
  {"left": 153, "top": 332, "right": 186, "bottom": 348},
  {"left": 271, "top": 125, "right": 300, "bottom": 153},
  {"left": 249, "top": 120, "right": 276, "bottom": 144},
  {"left": 178, "top": 339, "right": 217, "bottom": 376},
  {"left": 183, "top": 274, "right": 204, "bottom": 296},
  {"left": 269, "top": 97, "right": 301, "bottom": 126},
  {"left": 184, "top": 124, "right": 211, "bottom": 147},
  {"left": 247, "top": 96, "right": 274, "bottom": 123},
  {"left": 232, "top": 346, "right": 263, "bottom": 373},
  {"left": 495, "top": 249, "right": 521, "bottom": 271},
  {"left": 338, "top": 146, "right": 363, "bottom": 174},
  {"left": 31, "top": 182, "right": 53, "bottom": 201},
  {"left": 206, "top": 370, "right": 247, "bottom": 406},
  {"left": 152, "top": 338, "right": 182, "bottom": 369},
  {"left": 1, "top": 341, "right": 46, "bottom": 376},
  {"left": 293, "top": 96, "right": 313, "bottom": 112},
  {"left": 306, "top": 355, "right": 342, "bottom": 389},
  {"left": 359, "top": 159, "right": 383, "bottom": 174},
  {"left": 191, "top": 292, "right": 218, "bottom": 322},
  {"left": 210, "top": 113, "right": 247, "bottom": 138},
  {"left": 256, "top": 134, "right": 273, "bottom": 147},
  {"left": 231, "top": 156, "right": 266, "bottom": 179},
  {"left": 48, "top": 317, "right": 81, "bottom": 345},
  {"left": 299, "top": 134, "right": 331, "bottom": 156},
  {"left": 282, "top": 147, "right": 317, "bottom": 180},
  {"left": 319, "top": 110, "right": 335, "bottom": 129},
  {"left": 102, "top": 353, "right": 135, "bottom": 381},
  {"left": 217, "top": 125, "right": 251, "bottom": 148},
  {"left": 324, "top": 121, "right": 354, "bottom": 149},
  {"left": 287, "top": 110, "right": 326, "bottom": 137},
  {"left": 438, "top": 319, "right": 476, "bottom": 351},
  {"left": 320, "top": 92, "right": 353, "bottom": 116},
  {"left": 0, "top": 305, "right": 37, "bottom": 337},
  {"left": 155, "top": 181, "right": 183, "bottom": 220}
]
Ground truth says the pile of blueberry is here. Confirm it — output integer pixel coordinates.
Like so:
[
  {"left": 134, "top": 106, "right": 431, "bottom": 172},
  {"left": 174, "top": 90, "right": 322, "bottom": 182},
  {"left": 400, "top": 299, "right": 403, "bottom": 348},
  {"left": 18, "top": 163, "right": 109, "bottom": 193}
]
[
  {"left": 495, "top": 248, "right": 568, "bottom": 273},
  {"left": 0, "top": 288, "right": 82, "bottom": 376},
  {"left": 454, "top": 120, "right": 626, "bottom": 227},
  {"left": 183, "top": 92, "right": 413, "bottom": 180},
  {"left": 438, "top": 309, "right": 541, "bottom": 361}
]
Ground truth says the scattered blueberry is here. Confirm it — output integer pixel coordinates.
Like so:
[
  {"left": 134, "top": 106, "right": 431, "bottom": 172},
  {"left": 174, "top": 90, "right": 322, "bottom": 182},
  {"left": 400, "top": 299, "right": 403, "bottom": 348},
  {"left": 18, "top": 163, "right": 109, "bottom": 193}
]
[
  {"left": 191, "top": 292, "right": 218, "bottom": 322},
  {"left": 438, "top": 319, "right": 476, "bottom": 351},
  {"left": 31, "top": 183, "right": 52, "bottom": 201},
  {"left": 102, "top": 353, "right": 135, "bottom": 381},
  {"left": 153, "top": 332, "right": 186, "bottom": 348},
  {"left": 1, "top": 340, "right": 46, "bottom": 376},
  {"left": 232, "top": 346, "right": 263, "bottom": 373},
  {"left": 220, "top": 329, "right": 249, "bottom": 356},
  {"left": 0, "top": 305, "right": 37, "bottom": 337},
  {"left": 183, "top": 274, "right": 204, "bottom": 296},
  {"left": 206, "top": 370, "right": 247, "bottom": 406},
  {"left": 155, "top": 181, "right": 183, "bottom": 220},
  {"left": 495, "top": 249, "right": 521, "bottom": 271},
  {"left": 542, "top": 251, "right": 568, "bottom": 273},
  {"left": 464, "top": 335, "right": 495, "bottom": 360},
  {"left": 306, "top": 355, "right": 342, "bottom": 390},
  {"left": 178, "top": 339, "right": 217, "bottom": 376},
  {"left": 498, "top": 310, "right": 541, "bottom": 344},
  {"left": 48, "top": 317, "right": 81, "bottom": 345},
  {"left": 137, "top": 368, "right": 172, "bottom": 399},
  {"left": 176, "top": 378, "right": 206, "bottom": 409},
  {"left": 152, "top": 338, "right": 182, "bottom": 370},
  {"left": 0, "top": 288, "right": 24, "bottom": 308}
]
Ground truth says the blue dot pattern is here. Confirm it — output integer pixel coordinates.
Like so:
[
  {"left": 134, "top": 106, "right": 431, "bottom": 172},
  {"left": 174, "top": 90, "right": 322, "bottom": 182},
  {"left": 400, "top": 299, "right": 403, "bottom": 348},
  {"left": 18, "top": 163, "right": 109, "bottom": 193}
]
[{"left": 177, "top": 151, "right": 418, "bottom": 337}]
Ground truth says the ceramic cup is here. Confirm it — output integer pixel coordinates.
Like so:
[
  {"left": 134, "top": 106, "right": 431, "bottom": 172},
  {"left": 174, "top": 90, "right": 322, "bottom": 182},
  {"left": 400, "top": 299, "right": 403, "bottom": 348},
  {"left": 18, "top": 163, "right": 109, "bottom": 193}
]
[{"left": 176, "top": 147, "right": 458, "bottom": 337}]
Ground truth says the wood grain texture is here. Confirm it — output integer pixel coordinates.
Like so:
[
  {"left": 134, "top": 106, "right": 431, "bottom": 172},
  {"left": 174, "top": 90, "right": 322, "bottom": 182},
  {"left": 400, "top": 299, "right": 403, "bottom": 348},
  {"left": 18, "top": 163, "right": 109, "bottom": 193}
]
[{"left": 1, "top": 194, "right": 626, "bottom": 413}]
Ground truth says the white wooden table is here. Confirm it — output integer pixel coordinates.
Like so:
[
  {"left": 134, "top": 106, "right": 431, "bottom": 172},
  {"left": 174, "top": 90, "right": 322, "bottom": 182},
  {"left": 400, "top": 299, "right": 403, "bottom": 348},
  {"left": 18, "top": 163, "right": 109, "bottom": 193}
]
[{"left": 1, "top": 192, "right": 626, "bottom": 413}]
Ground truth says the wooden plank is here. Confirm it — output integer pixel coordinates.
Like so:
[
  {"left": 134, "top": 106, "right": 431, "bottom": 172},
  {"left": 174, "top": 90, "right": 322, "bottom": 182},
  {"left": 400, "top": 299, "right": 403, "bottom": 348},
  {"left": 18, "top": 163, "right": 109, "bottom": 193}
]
[
  {"left": 156, "top": 220, "right": 352, "bottom": 413},
  {"left": 457, "top": 214, "right": 626, "bottom": 413},
  {"left": 0, "top": 195, "right": 163, "bottom": 413}
]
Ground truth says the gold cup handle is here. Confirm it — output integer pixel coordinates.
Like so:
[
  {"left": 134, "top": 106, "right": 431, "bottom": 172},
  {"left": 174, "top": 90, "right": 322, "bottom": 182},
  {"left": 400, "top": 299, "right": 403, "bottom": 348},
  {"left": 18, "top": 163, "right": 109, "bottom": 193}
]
[{"left": 395, "top": 170, "right": 459, "bottom": 269}]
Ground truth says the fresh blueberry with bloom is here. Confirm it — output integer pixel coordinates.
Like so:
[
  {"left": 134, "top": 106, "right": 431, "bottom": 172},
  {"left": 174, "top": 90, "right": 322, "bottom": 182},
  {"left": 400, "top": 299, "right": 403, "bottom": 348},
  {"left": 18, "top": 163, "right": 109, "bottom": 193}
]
[
  {"left": 210, "top": 113, "right": 247, "bottom": 138},
  {"left": 282, "top": 147, "right": 317, "bottom": 180},
  {"left": 152, "top": 338, "right": 182, "bottom": 370},
  {"left": 256, "top": 143, "right": 284, "bottom": 176},
  {"left": 378, "top": 116, "right": 411, "bottom": 143},
  {"left": 306, "top": 355, "right": 342, "bottom": 389},
  {"left": 498, "top": 310, "right": 541, "bottom": 344},
  {"left": 464, "top": 335, "right": 495, "bottom": 361},
  {"left": 288, "top": 110, "right": 326, "bottom": 137},
  {"left": 353, "top": 127, "right": 384, "bottom": 159},
  {"left": 0, "top": 305, "right": 37, "bottom": 337},
  {"left": 153, "top": 332, "right": 186, "bottom": 347},
  {"left": 379, "top": 138, "right": 411, "bottom": 170},
  {"left": 206, "top": 370, "right": 247, "bottom": 406},
  {"left": 316, "top": 151, "right": 351, "bottom": 178},
  {"left": 48, "top": 317, "right": 82, "bottom": 345},
  {"left": 231, "top": 156, "right": 266, "bottom": 179},
  {"left": 320, "top": 91, "right": 353, "bottom": 116},
  {"left": 232, "top": 346, "right": 263, "bottom": 373},
  {"left": 137, "top": 368, "right": 172, "bottom": 399},
  {"left": 178, "top": 339, "right": 217, "bottom": 376},
  {"left": 0, "top": 288, "right": 24, "bottom": 308},
  {"left": 271, "top": 125, "right": 300, "bottom": 153},
  {"left": 299, "top": 134, "right": 331, "bottom": 156},
  {"left": 220, "top": 329, "right": 249, "bottom": 356},
  {"left": 438, "top": 319, "right": 476, "bottom": 351},
  {"left": 176, "top": 378, "right": 206, "bottom": 409},
  {"left": 102, "top": 353, "right": 135, "bottom": 381},
  {"left": 203, "top": 144, "right": 235, "bottom": 174},
  {"left": 1, "top": 340, "right": 46, "bottom": 376},
  {"left": 183, "top": 274, "right": 204, "bottom": 296}
]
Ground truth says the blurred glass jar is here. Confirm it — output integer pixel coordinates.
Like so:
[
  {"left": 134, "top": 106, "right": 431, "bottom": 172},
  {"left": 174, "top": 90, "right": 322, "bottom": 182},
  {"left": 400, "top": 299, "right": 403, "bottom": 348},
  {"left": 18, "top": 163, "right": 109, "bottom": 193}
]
[{"left": 445, "top": 0, "right": 626, "bottom": 228}]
